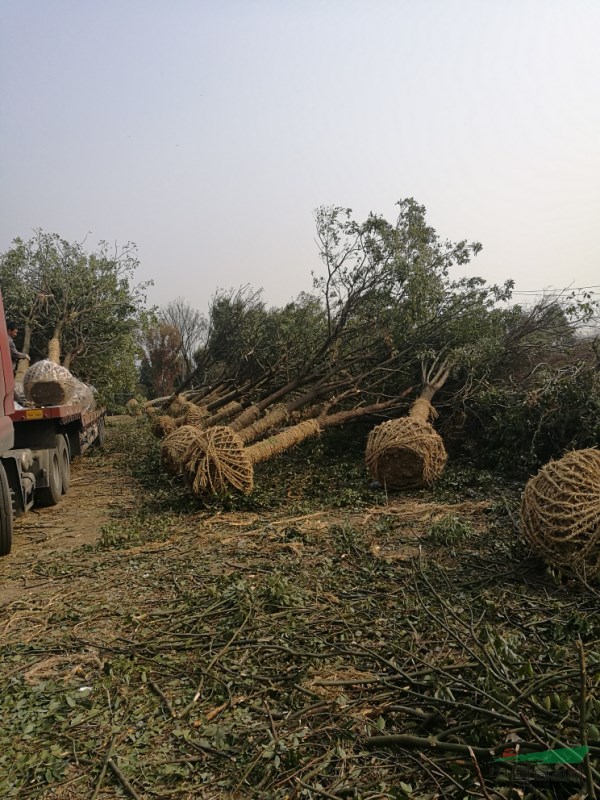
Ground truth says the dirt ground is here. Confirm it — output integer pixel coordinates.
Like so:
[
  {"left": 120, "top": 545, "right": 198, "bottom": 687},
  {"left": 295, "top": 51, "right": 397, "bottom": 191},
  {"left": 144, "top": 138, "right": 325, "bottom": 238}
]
[
  {"left": 0, "top": 423, "right": 136, "bottom": 607},
  {"left": 1, "top": 420, "right": 595, "bottom": 798},
  {"left": 0, "top": 419, "right": 489, "bottom": 612}
]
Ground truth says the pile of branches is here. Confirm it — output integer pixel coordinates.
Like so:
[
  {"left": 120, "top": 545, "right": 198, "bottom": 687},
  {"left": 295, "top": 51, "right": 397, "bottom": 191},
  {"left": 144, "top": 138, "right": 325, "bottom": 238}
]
[{"left": 3, "top": 487, "right": 599, "bottom": 798}]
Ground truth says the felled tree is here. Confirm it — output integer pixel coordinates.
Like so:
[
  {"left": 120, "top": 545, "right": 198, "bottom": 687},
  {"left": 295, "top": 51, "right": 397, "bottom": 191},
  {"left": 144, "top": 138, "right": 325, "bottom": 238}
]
[
  {"left": 172, "top": 397, "right": 408, "bottom": 496},
  {"left": 365, "top": 359, "right": 450, "bottom": 490}
]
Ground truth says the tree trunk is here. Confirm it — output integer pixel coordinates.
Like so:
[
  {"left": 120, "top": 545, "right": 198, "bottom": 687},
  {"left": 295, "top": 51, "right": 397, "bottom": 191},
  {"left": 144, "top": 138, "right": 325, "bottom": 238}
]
[{"left": 186, "top": 394, "right": 413, "bottom": 497}]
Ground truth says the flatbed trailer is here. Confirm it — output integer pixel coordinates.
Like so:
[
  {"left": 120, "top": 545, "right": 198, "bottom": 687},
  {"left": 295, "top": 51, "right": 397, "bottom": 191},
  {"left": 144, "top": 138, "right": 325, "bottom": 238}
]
[
  {"left": 0, "top": 405, "right": 106, "bottom": 556},
  {"left": 0, "top": 289, "right": 106, "bottom": 556}
]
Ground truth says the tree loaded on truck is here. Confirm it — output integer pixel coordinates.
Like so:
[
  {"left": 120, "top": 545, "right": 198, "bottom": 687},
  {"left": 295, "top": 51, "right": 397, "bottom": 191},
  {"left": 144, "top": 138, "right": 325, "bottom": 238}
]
[{"left": 0, "top": 292, "right": 105, "bottom": 556}]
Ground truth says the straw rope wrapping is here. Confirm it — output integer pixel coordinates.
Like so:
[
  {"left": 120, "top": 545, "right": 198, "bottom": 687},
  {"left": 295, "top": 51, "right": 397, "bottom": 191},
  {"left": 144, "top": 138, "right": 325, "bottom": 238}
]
[
  {"left": 410, "top": 397, "right": 438, "bottom": 423},
  {"left": 161, "top": 425, "right": 205, "bottom": 475},
  {"left": 238, "top": 404, "right": 290, "bottom": 444},
  {"left": 205, "top": 401, "right": 244, "bottom": 428},
  {"left": 15, "top": 356, "right": 29, "bottom": 383},
  {"left": 185, "top": 426, "right": 254, "bottom": 496},
  {"left": 48, "top": 337, "right": 61, "bottom": 365},
  {"left": 151, "top": 415, "right": 177, "bottom": 439},
  {"left": 185, "top": 404, "right": 209, "bottom": 427},
  {"left": 126, "top": 398, "right": 142, "bottom": 417},
  {"left": 365, "top": 417, "right": 447, "bottom": 489},
  {"left": 167, "top": 397, "right": 191, "bottom": 417},
  {"left": 245, "top": 419, "right": 321, "bottom": 464},
  {"left": 520, "top": 448, "right": 600, "bottom": 579},
  {"left": 229, "top": 405, "right": 263, "bottom": 432},
  {"left": 185, "top": 419, "right": 322, "bottom": 497}
]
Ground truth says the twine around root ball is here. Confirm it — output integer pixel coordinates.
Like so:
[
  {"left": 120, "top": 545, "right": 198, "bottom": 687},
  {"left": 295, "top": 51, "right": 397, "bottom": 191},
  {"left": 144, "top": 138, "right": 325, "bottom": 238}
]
[
  {"left": 161, "top": 425, "right": 204, "bottom": 475},
  {"left": 166, "top": 397, "right": 189, "bottom": 417},
  {"left": 185, "top": 404, "right": 209, "bottom": 426},
  {"left": 151, "top": 415, "right": 177, "bottom": 438},
  {"left": 185, "top": 426, "right": 253, "bottom": 496},
  {"left": 365, "top": 417, "right": 447, "bottom": 490},
  {"left": 24, "top": 360, "right": 77, "bottom": 407},
  {"left": 521, "top": 448, "right": 600, "bottom": 580},
  {"left": 239, "top": 404, "right": 290, "bottom": 444},
  {"left": 125, "top": 398, "right": 142, "bottom": 416},
  {"left": 206, "top": 401, "right": 244, "bottom": 428}
]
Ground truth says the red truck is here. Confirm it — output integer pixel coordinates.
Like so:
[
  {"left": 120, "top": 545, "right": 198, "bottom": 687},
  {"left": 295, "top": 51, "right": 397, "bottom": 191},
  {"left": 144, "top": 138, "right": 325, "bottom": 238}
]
[{"left": 0, "top": 293, "right": 105, "bottom": 556}]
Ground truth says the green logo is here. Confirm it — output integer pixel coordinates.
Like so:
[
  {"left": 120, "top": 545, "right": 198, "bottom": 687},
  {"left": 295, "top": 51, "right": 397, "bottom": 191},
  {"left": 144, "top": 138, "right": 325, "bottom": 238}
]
[{"left": 496, "top": 745, "right": 589, "bottom": 765}]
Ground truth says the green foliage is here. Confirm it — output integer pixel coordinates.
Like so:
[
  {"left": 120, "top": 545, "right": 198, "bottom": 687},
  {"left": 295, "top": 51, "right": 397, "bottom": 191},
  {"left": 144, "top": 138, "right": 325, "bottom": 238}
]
[
  {"left": 460, "top": 361, "right": 600, "bottom": 475},
  {"left": 0, "top": 231, "right": 151, "bottom": 406},
  {"left": 192, "top": 199, "right": 522, "bottom": 407},
  {"left": 427, "top": 514, "right": 474, "bottom": 545},
  {"left": 198, "top": 286, "right": 328, "bottom": 387}
]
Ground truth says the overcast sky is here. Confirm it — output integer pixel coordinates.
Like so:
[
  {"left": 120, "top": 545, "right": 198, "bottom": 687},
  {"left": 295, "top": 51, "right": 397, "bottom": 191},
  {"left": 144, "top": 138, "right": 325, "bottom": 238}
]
[{"left": 1, "top": 0, "right": 599, "bottom": 312}]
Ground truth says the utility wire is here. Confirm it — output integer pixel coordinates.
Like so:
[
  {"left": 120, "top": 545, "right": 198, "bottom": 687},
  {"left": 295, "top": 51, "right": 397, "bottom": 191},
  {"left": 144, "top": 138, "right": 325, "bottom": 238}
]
[{"left": 510, "top": 284, "right": 600, "bottom": 294}]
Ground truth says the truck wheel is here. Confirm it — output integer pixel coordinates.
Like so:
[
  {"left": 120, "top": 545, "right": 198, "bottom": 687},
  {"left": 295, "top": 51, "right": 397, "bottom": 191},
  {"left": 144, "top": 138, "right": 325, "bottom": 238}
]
[
  {"left": 57, "top": 435, "right": 71, "bottom": 494},
  {"left": 0, "top": 461, "right": 14, "bottom": 556},
  {"left": 35, "top": 449, "right": 62, "bottom": 507}
]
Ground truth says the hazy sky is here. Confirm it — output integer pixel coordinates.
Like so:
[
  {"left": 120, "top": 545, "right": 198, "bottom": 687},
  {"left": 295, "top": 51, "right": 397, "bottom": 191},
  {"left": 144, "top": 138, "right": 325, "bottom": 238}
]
[{"left": 1, "top": 0, "right": 599, "bottom": 312}]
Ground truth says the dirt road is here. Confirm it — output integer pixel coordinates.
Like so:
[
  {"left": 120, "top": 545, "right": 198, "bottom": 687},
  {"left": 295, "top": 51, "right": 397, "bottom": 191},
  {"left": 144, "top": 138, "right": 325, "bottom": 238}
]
[{"left": 0, "top": 444, "right": 135, "bottom": 607}]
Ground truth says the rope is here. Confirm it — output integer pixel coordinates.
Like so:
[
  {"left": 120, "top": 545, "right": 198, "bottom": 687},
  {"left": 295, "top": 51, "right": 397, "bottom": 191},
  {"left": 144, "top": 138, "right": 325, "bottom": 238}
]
[
  {"left": 230, "top": 405, "right": 262, "bottom": 432},
  {"left": 151, "top": 415, "right": 177, "bottom": 438},
  {"left": 185, "top": 404, "right": 209, "bottom": 426},
  {"left": 185, "top": 426, "right": 253, "bottom": 496},
  {"left": 23, "top": 360, "right": 77, "bottom": 407},
  {"left": 246, "top": 420, "right": 321, "bottom": 465},
  {"left": 366, "top": 417, "right": 447, "bottom": 489},
  {"left": 521, "top": 448, "right": 600, "bottom": 579},
  {"left": 409, "top": 398, "right": 436, "bottom": 423},
  {"left": 161, "top": 425, "right": 204, "bottom": 475},
  {"left": 239, "top": 405, "right": 290, "bottom": 444},
  {"left": 205, "top": 401, "right": 244, "bottom": 428}
]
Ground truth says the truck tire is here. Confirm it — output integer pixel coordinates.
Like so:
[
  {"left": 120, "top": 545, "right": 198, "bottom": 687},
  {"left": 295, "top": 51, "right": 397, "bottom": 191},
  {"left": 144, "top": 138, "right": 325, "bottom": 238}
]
[
  {"left": 35, "top": 449, "right": 62, "bottom": 507},
  {"left": 0, "top": 461, "right": 14, "bottom": 556},
  {"left": 57, "top": 435, "right": 71, "bottom": 494}
]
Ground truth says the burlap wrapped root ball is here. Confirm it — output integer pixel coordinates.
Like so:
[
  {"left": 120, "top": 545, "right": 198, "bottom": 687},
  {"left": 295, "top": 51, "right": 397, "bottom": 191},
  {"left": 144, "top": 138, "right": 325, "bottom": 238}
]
[
  {"left": 366, "top": 417, "right": 448, "bottom": 490},
  {"left": 167, "top": 396, "right": 189, "bottom": 417},
  {"left": 161, "top": 425, "right": 205, "bottom": 475},
  {"left": 185, "top": 426, "right": 253, "bottom": 496},
  {"left": 71, "top": 380, "right": 96, "bottom": 411},
  {"left": 520, "top": 448, "right": 600, "bottom": 580},
  {"left": 184, "top": 403, "right": 208, "bottom": 427},
  {"left": 126, "top": 398, "right": 142, "bottom": 416},
  {"left": 182, "top": 420, "right": 322, "bottom": 498},
  {"left": 151, "top": 415, "right": 177, "bottom": 438},
  {"left": 23, "top": 360, "right": 77, "bottom": 407}
]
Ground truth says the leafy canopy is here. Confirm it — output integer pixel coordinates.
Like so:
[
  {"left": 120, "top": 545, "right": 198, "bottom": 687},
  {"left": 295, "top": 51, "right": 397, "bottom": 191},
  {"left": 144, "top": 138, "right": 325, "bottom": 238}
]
[{"left": 0, "top": 230, "right": 151, "bottom": 406}]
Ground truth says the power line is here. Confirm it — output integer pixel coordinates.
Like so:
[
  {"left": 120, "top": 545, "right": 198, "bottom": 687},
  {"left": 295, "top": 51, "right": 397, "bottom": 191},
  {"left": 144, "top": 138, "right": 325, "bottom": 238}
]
[{"left": 510, "top": 285, "right": 600, "bottom": 294}]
